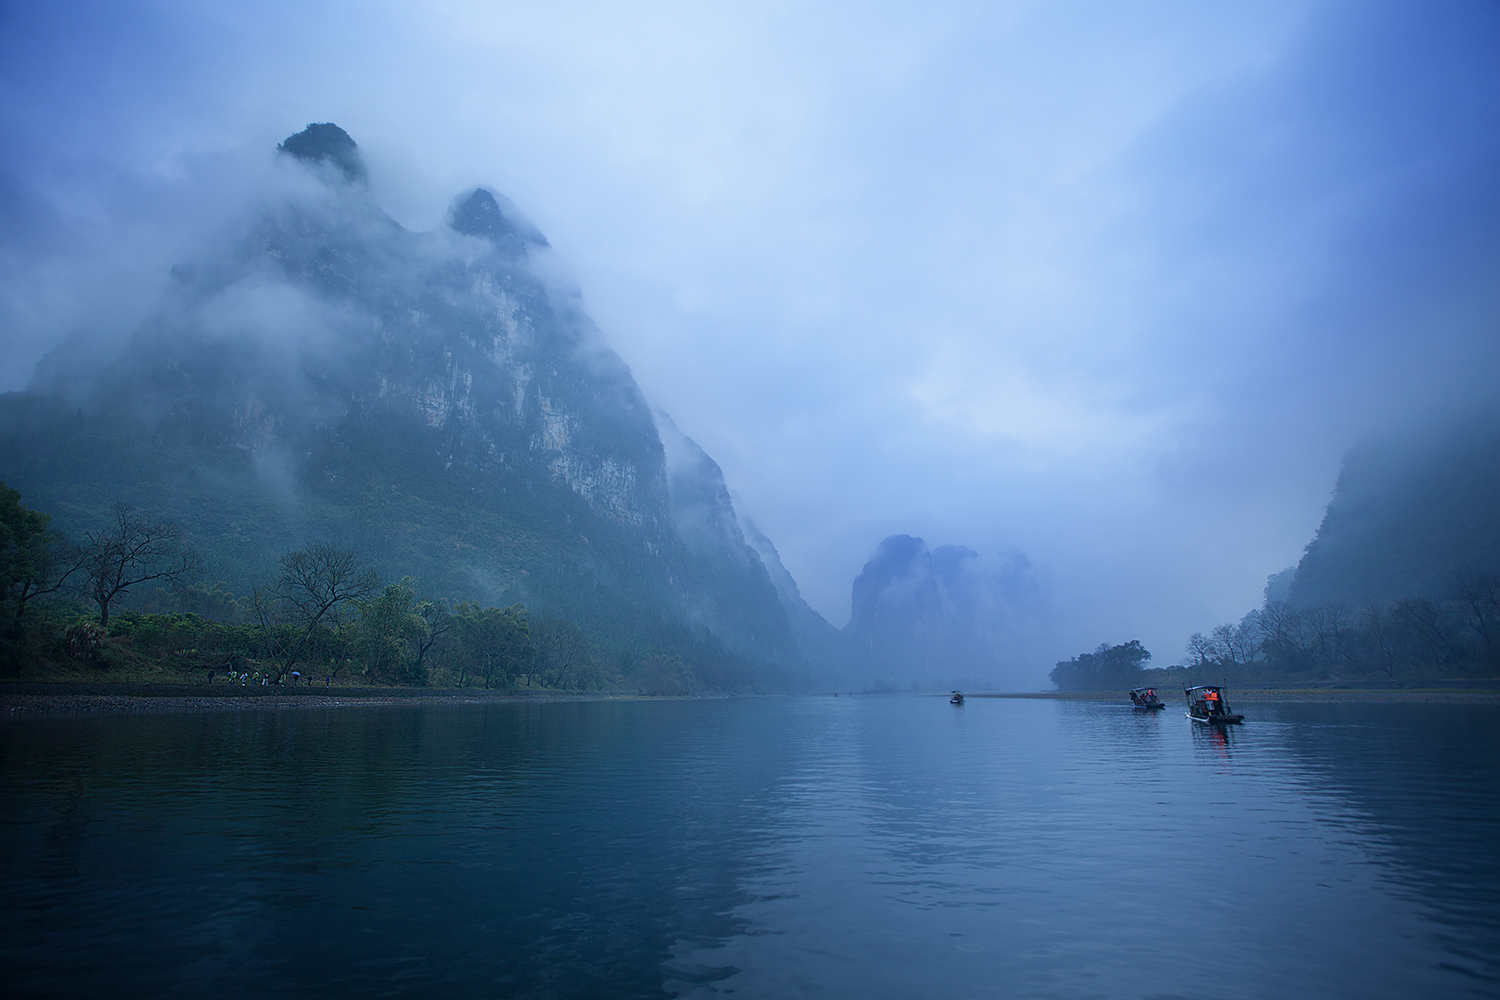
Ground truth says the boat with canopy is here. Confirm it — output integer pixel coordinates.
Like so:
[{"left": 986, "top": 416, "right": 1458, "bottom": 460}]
[
  {"left": 1129, "top": 687, "right": 1166, "bottom": 710},
  {"left": 1184, "top": 684, "right": 1244, "bottom": 725}
]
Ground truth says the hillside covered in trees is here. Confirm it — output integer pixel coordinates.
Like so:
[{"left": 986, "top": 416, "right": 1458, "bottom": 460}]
[
  {"left": 0, "top": 483, "right": 753, "bottom": 693},
  {"left": 1289, "top": 421, "right": 1500, "bottom": 608},
  {"left": 1051, "top": 420, "right": 1500, "bottom": 691},
  {"left": 0, "top": 124, "right": 835, "bottom": 692}
]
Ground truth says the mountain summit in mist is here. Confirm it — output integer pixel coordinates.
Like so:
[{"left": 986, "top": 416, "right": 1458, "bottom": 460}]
[
  {"left": 0, "top": 123, "right": 837, "bottom": 687},
  {"left": 1287, "top": 420, "right": 1500, "bottom": 607},
  {"left": 276, "top": 122, "right": 367, "bottom": 183}
]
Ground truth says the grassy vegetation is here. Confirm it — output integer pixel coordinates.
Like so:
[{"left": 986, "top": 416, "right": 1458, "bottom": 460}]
[
  {"left": 0, "top": 395, "right": 800, "bottom": 694},
  {"left": 0, "top": 466, "right": 801, "bottom": 695},
  {"left": 0, "top": 604, "right": 734, "bottom": 694}
]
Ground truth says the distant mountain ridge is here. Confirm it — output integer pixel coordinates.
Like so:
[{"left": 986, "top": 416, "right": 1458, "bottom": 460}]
[
  {"left": 0, "top": 123, "right": 825, "bottom": 686},
  {"left": 844, "top": 534, "right": 1042, "bottom": 690}
]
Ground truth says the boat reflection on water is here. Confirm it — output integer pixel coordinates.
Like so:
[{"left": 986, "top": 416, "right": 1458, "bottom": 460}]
[{"left": 1191, "top": 718, "right": 1236, "bottom": 759}]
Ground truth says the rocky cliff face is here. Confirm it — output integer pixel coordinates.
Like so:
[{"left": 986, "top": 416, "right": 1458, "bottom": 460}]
[
  {"left": 0, "top": 123, "right": 823, "bottom": 680},
  {"left": 738, "top": 515, "right": 852, "bottom": 685},
  {"left": 655, "top": 410, "right": 798, "bottom": 665}
]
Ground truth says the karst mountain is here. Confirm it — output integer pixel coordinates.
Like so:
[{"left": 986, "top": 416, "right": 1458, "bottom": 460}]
[{"left": 0, "top": 123, "right": 841, "bottom": 687}]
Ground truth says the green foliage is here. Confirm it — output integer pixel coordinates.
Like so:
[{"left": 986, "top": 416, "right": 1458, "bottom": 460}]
[
  {"left": 1050, "top": 640, "right": 1152, "bottom": 691},
  {"left": 440, "top": 602, "right": 535, "bottom": 689},
  {"left": 531, "top": 615, "right": 600, "bottom": 688},
  {"left": 0, "top": 481, "right": 65, "bottom": 633},
  {"left": 634, "top": 651, "right": 693, "bottom": 696},
  {"left": 0, "top": 486, "right": 780, "bottom": 692},
  {"left": 151, "top": 581, "right": 242, "bottom": 622},
  {"left": 355, "top": 577, "right": 428, "bottom": 684},
  {"left": 0, "top": 358, "right": 801, "bottom": 692}
]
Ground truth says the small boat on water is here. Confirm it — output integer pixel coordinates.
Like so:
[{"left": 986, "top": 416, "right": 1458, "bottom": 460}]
[
  {"left": 1184, "top": 684, "right": 1244, "bottom": 725},
  {"left": 1129, "top": 686, "right": 1166, "bottom": 710},
  {"left": 950, "top": 691, "right": 965, "bottom": 705}
]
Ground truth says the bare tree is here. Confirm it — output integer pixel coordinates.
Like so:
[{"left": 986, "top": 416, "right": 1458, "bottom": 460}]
[
  {"left": 1185, "top": 632, "right": 1217, "bottom": 668},
  {"left": 1360, "top": 600, "right": 1400, "bottom": 678},
  {"left": 1209, "top": 624, "right": 1240, "bottom": 665},
  {"left": 1391, "top": 598, "right": 1464, "bottom": 665},
  {"left": 1304, "top": 602, "right": 1356, "bottom": 671},
  {"left": 78, "top": 502, "right": 197, "bottom": 627},
  {"left": 1255, "top": 600, "right": 1308, "bottom": 664},
  {"left": 1228, "top": 617, "right": 1261, "bottom": 667},
  {"left": 254, "top": 542, "right": 380, "bottom": 682},
  {"left": 1447, "top": 569, "right": 1500, "bottom": 664}
]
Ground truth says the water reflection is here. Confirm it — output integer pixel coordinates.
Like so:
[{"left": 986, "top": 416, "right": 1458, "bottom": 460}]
[
  {"left": 2, "top": 697, "right": 1497, "bottom": 998},
  {"left": 1189, "top": 718, "right": 1237, "bottom": 759}
]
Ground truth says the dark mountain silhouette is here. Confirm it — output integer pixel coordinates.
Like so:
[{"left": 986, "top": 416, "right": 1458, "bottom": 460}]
[
  {"left": 276, "top": 122, "right": 367, "bottom": 183},
  {"left": 1288, "top": 418, "right": 1500, "bottom": 606}
]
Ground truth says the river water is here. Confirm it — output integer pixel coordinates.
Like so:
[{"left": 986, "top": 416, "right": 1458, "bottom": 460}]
[{"left": 2, "top": 695, "right": 1497, "bottom": 998}]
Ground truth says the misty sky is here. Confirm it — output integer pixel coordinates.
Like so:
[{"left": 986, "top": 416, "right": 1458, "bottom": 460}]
[{"left": 2, "top": 1, "right": 1497, "bottom": 674}]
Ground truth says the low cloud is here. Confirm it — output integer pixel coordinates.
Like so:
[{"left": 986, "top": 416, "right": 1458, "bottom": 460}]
[{"left": 2, "top": 1, "right": 1496, "bottom": 675}]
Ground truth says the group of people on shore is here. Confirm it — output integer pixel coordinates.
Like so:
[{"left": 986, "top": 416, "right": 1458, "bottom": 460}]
[{"left": 206, "top": 668, "right": 333, "bottom": 688}]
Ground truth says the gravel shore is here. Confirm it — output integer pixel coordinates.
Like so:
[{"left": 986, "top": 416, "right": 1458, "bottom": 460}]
[
  {"left": 7, "top": 684, "right": 1499, "bottom": 718},
  {"left": 0, "top": 684, "right": 627, "bottom": 718}
]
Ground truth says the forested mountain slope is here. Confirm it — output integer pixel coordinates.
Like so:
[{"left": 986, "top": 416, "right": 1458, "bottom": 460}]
[
  {"left": 1289, "top": 420, "right": 1500, "bottom": 606},
  {"left": 0, "top": 123, "right": 820, "bottom": 684}
]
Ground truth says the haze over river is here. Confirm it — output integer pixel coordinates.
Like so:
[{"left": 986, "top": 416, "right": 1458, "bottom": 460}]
[{"left": 3, "top": 696, "right": 1497, "bottom": 998}]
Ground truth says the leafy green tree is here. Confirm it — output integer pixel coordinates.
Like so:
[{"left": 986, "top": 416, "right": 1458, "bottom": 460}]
[
  {"left": 356, "top": 577, "right": 427, "bottom": 683},
  {"left": 253, "top": 542, "right": 379, "bottom": 682},
  {"left": 413, "top": 598, "right": 456, "bottom": 677},
  {"left": 636, "top": 650, "right": 692, "bottom": 695},
  {"left": 532, "top": 615, "right": 594, "bottom": 688},
  {"left": 452, "top": 602, "right": 534, "bottom": 689},
  {"left": 1049, "top": 639, "right": 1151, "bottom": 691},
  {"left": 172, "top": 581, "right": 242, "bottom": 623},
  {"left": 0, "top": 483, "right": 72, "bottom": 631}
]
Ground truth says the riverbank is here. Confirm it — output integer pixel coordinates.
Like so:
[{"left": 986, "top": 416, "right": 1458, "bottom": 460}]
[
  {"left": 11, "top": 682, "right": 1500, "bottom": 717},
  {"left": 975, "top": 687, "right": 1500, "bottom": 704},
  {"left": 0, "top": 682, "right": 631, "bottom": 718}
]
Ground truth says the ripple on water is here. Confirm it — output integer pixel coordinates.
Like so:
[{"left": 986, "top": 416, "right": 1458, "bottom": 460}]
[{"left": 1, "top": 696, "right": 1497, "bottom": 998}]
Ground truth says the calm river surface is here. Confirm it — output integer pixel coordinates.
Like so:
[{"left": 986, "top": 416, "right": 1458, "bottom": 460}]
[{"left": 3, "top": 696, "right": 1498, "bottom": 998}]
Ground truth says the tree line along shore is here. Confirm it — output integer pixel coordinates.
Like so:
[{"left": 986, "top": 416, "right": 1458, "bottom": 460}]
[
  {"left": 1046, "top": 567, "right": 1500, "bottom": 698},
  {"left": 0, "top": 484, "right": 728, "bottom": 695},
  {"left": 983, "top": 688, "right": 1500, "bottom": 703}
]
